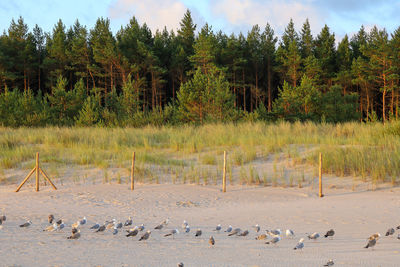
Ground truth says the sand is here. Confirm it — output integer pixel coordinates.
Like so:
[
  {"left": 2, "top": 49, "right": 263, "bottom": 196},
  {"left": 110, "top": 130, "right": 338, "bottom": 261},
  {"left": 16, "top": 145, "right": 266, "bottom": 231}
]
[{"left": 1, "top": 182, "right": 400, "bottom": 267}]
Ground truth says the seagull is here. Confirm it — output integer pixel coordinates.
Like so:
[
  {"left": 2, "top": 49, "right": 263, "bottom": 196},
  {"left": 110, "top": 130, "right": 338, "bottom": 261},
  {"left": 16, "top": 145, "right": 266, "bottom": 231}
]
[
  {"left": 79, "top": 217, "right": 87, "bottom": 225},
  {"left": 324, "top": 229, "right": 335, "bottom": 238},
  {"left": 124, "top": 217, "right": 133, "bottom": 227},
  {"left": 308, "top": 232, "right": 320, "bottom": 240},
  {"left": 43, "top": 223, "right": 58, "bottom": 232},
  {"left": 397, "top": 234, "right": 400, "bottom": 240},
  {"left": 368, "top": 233, "right": 381, "bottom": 240},
  {"left": 267, "top": 229, "right": 281, "bottom": 236},
  {"left": 185, "top": 225, "right": 190, "bottom": 233},
  {"left": 48, "top": 214, "right": 54, "bottom": 224},
  {"left": 209, "top": 236, "right": 215, "bottom": 246},
  {"left": 112, "top": 227, "right": 118, "bottom": 235},
  {"left": 239, "top": 230, "right": 249, "bottom": 236},
  {"left": 385, "top": 228, "right": 395, "bottom": 236},
  {"left": 126, "top": 226, "right": 139, "bottom": 237},
  {"left": 266, "top": 235, "right": 281, "bottom": 245},
  {"left": 182, "top": 220, "right": 188, "bottom": 229},
  {"left": 58, "top": 223, "right": 65, "bottom": 230},
  {"left": 90, "top": 223, "right": 100, "bottom": 230},
  {"left": 67, "top": 229, "right": 81, "bottom": 239},
  {"left": 106, "top": 220, "right": 116, "bottom": 230},
  {"left": 115, "top": 222, "right": 123, "bottom": 229},
  {"left": 19, "top": 220, "right": 32, "bottom": 228},
  {"left": 253, "top": 224, "right": 260, "bottom": 233},
  {"left": 293, "top": 238, "right": 305, "bottom": 250},
  {"left": 213, "top": 224, "right": 222, "bottom": 232},
  {"left": 138, "top": 224, "right": 145, "bottom": 231},
  {"left": 95, "top": 224, "right": 106, "bottom": 232},
  {"left": 195, "top": 229, "right": 202, "bottom": 237},
  {"left": 225, "top": 225, "right": 232, "bottom": 232},
  {"left": 364, "top": 238, "right": 377, "bottom": 249},
  {"left": 324, "top": 259, "right": 334, "bottom": 266},
  {"left": 228, "top": 228, "right": 241, "bottom": 236},
  {"left": 178, "top": 263, "right": 184, "bottom": 267},
  {"left": 286, "top": 229, "right": 295, "bottom": 238},
  {"left": 139, "top": 230, "right": 151, "bottom": 241},
  {"left": 164, "top": 229, "right": 179, "bottom": 238},
  {"left": 255, "top": 234, "right": 267, "bottom": 240}
]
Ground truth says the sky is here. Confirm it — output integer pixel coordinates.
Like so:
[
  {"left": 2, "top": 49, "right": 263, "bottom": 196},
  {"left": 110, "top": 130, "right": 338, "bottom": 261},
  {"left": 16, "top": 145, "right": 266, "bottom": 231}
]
[{"left": 0, "top": 0, "right": 399, "bottom": 41}]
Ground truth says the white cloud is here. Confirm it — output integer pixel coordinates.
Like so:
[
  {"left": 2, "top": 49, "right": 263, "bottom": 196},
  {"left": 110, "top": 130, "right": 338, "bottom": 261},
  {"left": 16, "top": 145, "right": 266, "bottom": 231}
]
[
  {"left": 212, "top": 0, "right": 324, "bottom": 36},
  {"left": 108, "top": 0, "right": 187, "bottom": 32}
]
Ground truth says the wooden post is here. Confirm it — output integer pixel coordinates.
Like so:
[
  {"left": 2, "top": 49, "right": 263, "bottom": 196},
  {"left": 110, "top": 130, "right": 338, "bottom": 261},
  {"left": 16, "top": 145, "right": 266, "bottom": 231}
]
[
  {"left": 319, "top": 152, "right": 323, "bottom": 197},
  {"left": 15, "top": 152, "right": 57, "bottom": 192},
  {"left": 131, "top": 152, "right": 135, "bottom": 191},
  {"left": 222, "top": 151, "right": 226, "bottom": 193},
  {"left": 35, "top": 152, "right": 39, "bottom": 192}
]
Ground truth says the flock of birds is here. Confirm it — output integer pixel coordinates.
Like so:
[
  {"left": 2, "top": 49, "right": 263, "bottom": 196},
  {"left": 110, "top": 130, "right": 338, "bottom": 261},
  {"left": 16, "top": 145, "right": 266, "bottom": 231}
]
[{"left": 2, "top": 213, "right": 400, "bottom": 266}]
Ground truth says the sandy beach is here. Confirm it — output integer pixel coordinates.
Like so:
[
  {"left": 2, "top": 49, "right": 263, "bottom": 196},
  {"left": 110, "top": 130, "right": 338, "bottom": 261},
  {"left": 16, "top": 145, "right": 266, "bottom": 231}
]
[{"left": 1, "top": 182, "right": 400, "bottom": 267}]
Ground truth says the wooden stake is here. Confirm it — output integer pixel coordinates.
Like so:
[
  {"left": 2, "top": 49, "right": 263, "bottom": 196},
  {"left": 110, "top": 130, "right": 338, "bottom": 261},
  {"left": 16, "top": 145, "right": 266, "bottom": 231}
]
[
  {"left": 131, "top": 152, "right": 135, "bottom": 191},
  {"left": 319, "top": 152, "right": 323, "bottom": 198},
  {"left": 15, "top": 152, "right": 57, "bottom": 192},
  {"left": 35, "top": 152, "right": 39, "bottom": 192},
  {"left": 223, "top": 151, "right": 227, "bottom": 193},
  {"left": 39, "top": 168, "right": 57, "bottom": 190},
  {"left": 15, "top": 167, "right": 36, "bottom": 192}
]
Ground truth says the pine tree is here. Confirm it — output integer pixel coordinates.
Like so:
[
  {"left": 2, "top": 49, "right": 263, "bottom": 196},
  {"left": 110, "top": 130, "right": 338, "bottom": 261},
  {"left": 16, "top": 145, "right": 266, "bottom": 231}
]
[{"left": 261, "top": 23, "right": 277, "bottom": 111}]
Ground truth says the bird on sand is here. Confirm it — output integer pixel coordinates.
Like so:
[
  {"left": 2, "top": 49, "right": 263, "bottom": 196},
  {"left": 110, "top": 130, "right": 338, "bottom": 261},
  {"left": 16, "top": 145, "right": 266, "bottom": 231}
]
[
  {"left": 177, "top": 263, "right": 184, "bottom": 267},
  {"left": 364, "top": 238, "right": 377, "bottom": 249},
  {"left": 72, "top": 221, "right": 80, "bottom": 229},
  {"left": 209, "top": 236, "right": 215, "bottom": 246},
  {"left": 95, "top": 224, "right": 106, "bottom": 232},
  {"left": 58, "top": 223, "right": 65, "bottom": 230},
  {"left": 195, "top": 229, "right": 202, "bottom": 237},
  {"left": 253, "top": 224, "right": 260, "bottom": 233},
  {"left": 324, "top": 229, "right": 335, "bottom": 238},
  {"left": 182, "top": 220, "right": 188, "bottom": 229},
  {"left": 308, "top": 232, "right": 320, "bottom": 240},
  {"left": 385, "top": 228, "right": 395, "bottom": 236},
  {"left": 138, "top": 224, "right": 145, "bottom": 231},
  {"left": 213, "top": 224, "right": 222, "bottom": 232},
  {"left": 124, "top": 217, "right": 133, "bottom": 227},
  {"left": 396, "top": 225, "right": 400, "bottom": 230},
  {"left": 286, "top": 229, "right": 295, "bottom": 238},
  {"left": 67, "top": 229, "right": 81, "bottom": 239},
  {"left": 164, "top": 229, "right": 179, "bottom": 238},
  {"left": 48, "top": 214, "right": 54, "bottom": 224},
  {"left": 90, "top": 223, "right": 100, "bottom": 230},
  {"left": 43, "top": 223, "right": 58, "bottom": 232},
  {"left": 185, "top": 225, "right": 190, "bottom": 233},
  {"left": 115, "top": 222, "right": 123, "bottom": 229},
  {"left": 324, "top": 259, "right": 334, "bottom": 266},
  {"left": 1, "top": 215, "right": 6, "bottom": 222},
  {"left": 19, "top": 220, "right": 32, "bottom": 227},
  {"left": 293, "top": 238, "right": 304, "bottom": 250},
  {"left": 397, "top": 234, "right": 400, "bottom": 240},
  {"left": 368, "top": 233, "right": 381, "bottom": 240},
  {"left": 267, "top": 229, "right": 281, "bottom": 236},
  {"left": 112, "top": 227, "right": 118, "bottom": 235},
  {"left": 126, "top": 226, "right": 139, "bottom": 237},
  {"left": 266, "top": 235, "right": 281, "bottom": 245},
  {"left": 255, "top": 234, "right": 267, "bottom": 240},
  {"left": 239, "top": 230, "right": 249, "bottom": 236},
  {"left": 228, "top": 228, "right": 241, "bottom": 236},
  {"left": 79, "top": 216, "right": 87, "bottom": 225},
  {"left": 139, "top": 230, "right": 151, "bottom": 241},
  {"left": 225, "top": 225, "right": 232, "bottom": 233}
]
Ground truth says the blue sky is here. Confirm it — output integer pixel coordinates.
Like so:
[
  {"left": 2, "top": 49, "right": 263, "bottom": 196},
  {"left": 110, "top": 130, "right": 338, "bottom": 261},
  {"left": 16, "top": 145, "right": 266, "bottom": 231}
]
[{"left": 1, "top": 0, "right": 399, "bottom": 41}]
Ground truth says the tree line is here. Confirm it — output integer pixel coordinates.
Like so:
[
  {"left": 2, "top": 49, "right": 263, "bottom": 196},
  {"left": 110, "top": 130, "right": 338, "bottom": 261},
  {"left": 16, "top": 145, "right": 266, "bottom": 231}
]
[{"left": 0, "top": 10, "right": 399, "bottom": 127}]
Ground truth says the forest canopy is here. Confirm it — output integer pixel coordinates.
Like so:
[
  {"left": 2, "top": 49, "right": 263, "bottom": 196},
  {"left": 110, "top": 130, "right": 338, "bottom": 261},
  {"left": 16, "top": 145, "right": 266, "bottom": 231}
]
[{"left": 0, "top": 10, "right": 399, "bottom": 127}]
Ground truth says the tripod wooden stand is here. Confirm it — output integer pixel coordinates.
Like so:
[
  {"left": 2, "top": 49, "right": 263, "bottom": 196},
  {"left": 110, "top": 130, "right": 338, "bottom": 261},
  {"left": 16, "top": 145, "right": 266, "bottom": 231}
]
[{"left": 15, "top": 152, "right": 57, "bottom": 192}]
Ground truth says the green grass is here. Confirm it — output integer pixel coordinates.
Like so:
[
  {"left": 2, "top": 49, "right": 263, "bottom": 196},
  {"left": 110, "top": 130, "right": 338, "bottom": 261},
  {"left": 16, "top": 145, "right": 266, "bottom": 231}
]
[{"left": 0, "top": 121, "right": 400, "bottom": 185}]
